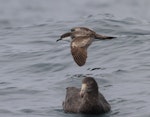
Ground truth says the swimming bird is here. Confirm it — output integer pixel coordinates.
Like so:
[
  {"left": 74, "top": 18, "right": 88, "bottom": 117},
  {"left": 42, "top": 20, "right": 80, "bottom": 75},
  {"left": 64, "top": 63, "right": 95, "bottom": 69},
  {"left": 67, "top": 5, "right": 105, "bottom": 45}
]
[
  {"left": 57, "top": 27, "right": 115, "bottom": 66},
  {"left": 63, "top": 77, "right": 111, "bottom": 114}
]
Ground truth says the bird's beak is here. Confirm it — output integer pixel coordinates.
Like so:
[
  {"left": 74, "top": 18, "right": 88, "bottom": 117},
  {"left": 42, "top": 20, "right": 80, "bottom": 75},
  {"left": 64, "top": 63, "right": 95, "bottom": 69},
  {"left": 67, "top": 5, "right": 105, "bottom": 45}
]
[
  {"left": 80, "top": 83, "right": 87, "bottom": 98},
  {"left": 56, "top": 38, "right": 62, "bottom": 42}
]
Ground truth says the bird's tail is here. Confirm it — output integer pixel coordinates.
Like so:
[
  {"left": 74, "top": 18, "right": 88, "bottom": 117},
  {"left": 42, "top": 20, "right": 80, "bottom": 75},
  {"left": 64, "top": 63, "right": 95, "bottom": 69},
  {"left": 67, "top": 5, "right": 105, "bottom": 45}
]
[{"left": 95, "top": 33, "right": 116, "bottom": 40}]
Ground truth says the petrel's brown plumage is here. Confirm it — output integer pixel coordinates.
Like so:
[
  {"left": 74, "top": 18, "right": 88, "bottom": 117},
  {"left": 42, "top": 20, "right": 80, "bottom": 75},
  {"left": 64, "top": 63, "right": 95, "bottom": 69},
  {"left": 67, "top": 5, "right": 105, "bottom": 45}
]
[
  {"left": 57, "top": 27, "right": 115, "bottom": 66},
  {"left": 63, "top": 77, "right": 111, "bottom": 114},
  {"left": 71, "top": 36, "right": 93, "bottom": 66},
  {"left": 71, "top": 27, "right": 114, "bottom": 39}
]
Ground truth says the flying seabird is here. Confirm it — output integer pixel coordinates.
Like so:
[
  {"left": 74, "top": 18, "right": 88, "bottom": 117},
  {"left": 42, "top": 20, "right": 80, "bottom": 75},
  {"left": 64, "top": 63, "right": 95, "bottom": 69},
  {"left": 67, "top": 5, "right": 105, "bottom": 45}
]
[{"left": 57, "top": 27, "right": 115, "bottom": 66}]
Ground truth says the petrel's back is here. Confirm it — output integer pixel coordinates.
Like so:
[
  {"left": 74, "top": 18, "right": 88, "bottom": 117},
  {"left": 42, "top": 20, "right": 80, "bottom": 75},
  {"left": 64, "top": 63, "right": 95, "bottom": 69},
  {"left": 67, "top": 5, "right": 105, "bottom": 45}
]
[{"left": 63, "top": 87, "right": 81, "bottom": 113}]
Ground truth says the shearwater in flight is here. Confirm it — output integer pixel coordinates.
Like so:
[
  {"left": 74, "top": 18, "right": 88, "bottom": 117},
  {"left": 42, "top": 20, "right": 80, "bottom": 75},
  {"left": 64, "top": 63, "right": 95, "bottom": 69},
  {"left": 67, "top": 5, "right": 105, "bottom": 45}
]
[{"left": 57, "top": 27, "right": 115, "bottom": 66}]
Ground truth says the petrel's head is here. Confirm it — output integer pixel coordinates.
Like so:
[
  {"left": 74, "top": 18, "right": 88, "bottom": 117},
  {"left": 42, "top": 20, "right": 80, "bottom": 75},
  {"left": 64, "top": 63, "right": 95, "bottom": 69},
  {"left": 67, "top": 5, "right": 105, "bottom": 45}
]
[
  {"left": 56, "top": 32, "right": 72, "bottom": 42},
  {"left": 80, "top": 77, "right": 98, "bottom": 98}
]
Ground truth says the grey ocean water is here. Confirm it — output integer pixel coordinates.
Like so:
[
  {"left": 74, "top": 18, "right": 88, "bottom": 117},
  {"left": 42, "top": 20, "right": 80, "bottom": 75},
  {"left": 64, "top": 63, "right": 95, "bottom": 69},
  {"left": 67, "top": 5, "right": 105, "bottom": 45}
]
[{"left": 0, "top": 0, "right": 150, "bottom": 117}]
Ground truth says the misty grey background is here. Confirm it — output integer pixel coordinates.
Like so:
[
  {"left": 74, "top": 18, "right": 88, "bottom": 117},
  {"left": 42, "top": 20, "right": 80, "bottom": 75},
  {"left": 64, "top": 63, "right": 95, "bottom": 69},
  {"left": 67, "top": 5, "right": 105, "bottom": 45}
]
[{"left": 0, "top": 0, "right": 150, "bottom": 117}]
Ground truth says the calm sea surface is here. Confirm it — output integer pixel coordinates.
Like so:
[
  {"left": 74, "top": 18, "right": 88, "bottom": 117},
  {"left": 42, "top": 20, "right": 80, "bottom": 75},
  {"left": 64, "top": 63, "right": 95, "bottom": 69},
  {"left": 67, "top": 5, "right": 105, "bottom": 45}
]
[{"left": 0, "top": 0, "right": 150, "bottom": 117}]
